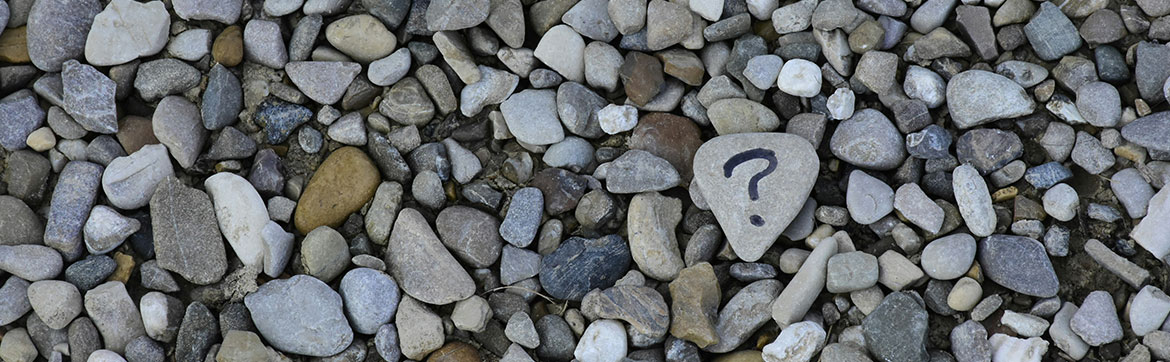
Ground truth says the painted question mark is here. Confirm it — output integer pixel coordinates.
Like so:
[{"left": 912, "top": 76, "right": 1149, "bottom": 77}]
[{"left": 723, "top": 148, "right": 778, "bottom": 227}]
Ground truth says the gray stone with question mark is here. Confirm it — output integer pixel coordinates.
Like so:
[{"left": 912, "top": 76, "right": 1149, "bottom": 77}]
[{"left": 693, "top": 133, "right": 819, "bottom": 262}]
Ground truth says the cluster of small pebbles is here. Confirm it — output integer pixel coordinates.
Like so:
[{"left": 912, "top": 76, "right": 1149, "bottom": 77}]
[{"left": 5, "top": 0, "right": 1170, "bottom": 361}]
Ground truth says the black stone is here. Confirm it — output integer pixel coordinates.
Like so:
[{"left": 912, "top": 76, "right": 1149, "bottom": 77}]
[
  {"left": 175, "top": 302, "right": 219, "bottom": 362},
  {"left": 539, "top": 234, "right": 632, "bottom": 301},
  {"left": 65, "top": 255, "right": 116, "bottom": 291}
]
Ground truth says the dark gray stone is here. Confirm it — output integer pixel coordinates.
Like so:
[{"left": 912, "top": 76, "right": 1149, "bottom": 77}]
[
  {"left": 955, "top": 128, "right": 1022, "bottom": 175},
  {"left": 150, "top": 176, "right": 228, "bottom": 286},
  {"left": 201, "top": 64, "right": 242, "bottom": 130},
  {"left": 978, "top": 234, "right": 1059, "bottom": 297},
  {"left": 45, "top": 161, "right": 102, "bottom": 260},
  {"left": 25, "top": 0, "right": 100, "bottom": 72},
  {"left": 1023, "top": 2, "right": 1081, "bottom": 61},
  {"left": 862, "top": 292, "right": 929, "bottom": 362},
  {"left": 0, "top": 89, "right": 45, "bottom": 150},
  {"left": 539, "top": 234, "right": 632, "bottom": 301}
]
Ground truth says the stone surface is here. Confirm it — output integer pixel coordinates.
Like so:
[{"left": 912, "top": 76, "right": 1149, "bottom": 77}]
[
  {"left": 385, "top": 208, "right": 476, "bottom": 305},
  {"left": 294, "top": 147, "right": 380, "bottom": 234},
  {"left": 204, "top": 173, "right": 267, "bottom": 267},
  {"left": 1070, "top": 291, "right": 1123, "bottom": 346},
  {"left": 286, "top": 61, "right": 361, "bottom": 105},
  {"left": 45, "top": 161, "right": 103, "bottom": 260},
  {"left": 152, "top": 96, "right": 206, "bottom": 169},
  {"left": 26, "top": 0, "right": 100, "bottom": 72},
  {"left": 830, "top": 109, "right": 906, "bottom": 170},
  {"left": 862, "top": 292, "right": 929, "bottom": 362},
  {"left": 101, "top": 144, "right": 172, "bottom": 210},
  {"left": 694, "top": 133, "right": 818, "bottom": 262},
  {"left": 540, "top": 235, "right": 632, "bottom": 301},
  {"left": 244, "top": 275, "right": 352, "bottom": 356},
  {"left": 84, "top": 0, "right": 168, "bottom": 66},
  {"left": 0, "top": 90, "right": 45, "bottom": 150},
  {"left": 84, "top": 281, "right": 146, "bottom": 354},
  {"left": 978, "top": 234, "right": 1059, "bottom": 298},
  {"left": 61, "top": 60, "right": 116, "bottom": 134}
]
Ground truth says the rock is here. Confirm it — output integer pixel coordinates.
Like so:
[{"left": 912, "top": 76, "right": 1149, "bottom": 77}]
[
  {"left": 82, "top": 206, "right": 138, "bottom": 254},
  {"left": 846, "top": 170, "right": 894, "bottom": 225},
  {"left": 300, "top": 226, "right": 350, "bottom": 282},
  {"left": 84, "top": 282, "right": 145, "bottom": 353},
  {"left": 244, "top": 275, "right": 352, "bottom": 357},
  {"left": 575, "top": 320, "right": 626, "bottom": 362},
  {"left": 379, "top": 77, "right": 434, "bottom": 125},
  {"left": 956, "top": 129, "right": 1022, "bottom": 174},
  {"left": 505, "top": 313, "right": 540, "bottom": 348},
  {"left": 294, "top": 147, "right": 380, "bottom": 234},
  {"left": 830, "top": 109, "right": 906, "bottom": 170},
  {"left": 204, "top": 173, "right": 266, "bottom": 268},
  {"left": 433, "top": 31, "right": 480, "bottom": 84},
  {"left": 582, "top": 285, "right": 669, "bottom": 341},
  {"left": 863, "top": 292, "right": 929, "bottom": 362},
  {"left": 564, "top": 0, "right": 619, "bottom": 41},
  {"left": 199, "top": 65, "right": 241, "bottom": 130},
  {"left": 397, "top": 296, "right": 444, "bottom": 359},
  {"left": 776, "top": 59, "right": 822, "bottom": 97},
  {"left": 134, "top": 59, "right": 199, "bottom": 102},
  {"left": 693, "top": 133, "right": 817, "bottom": 262},
  {"left": 1042, "top": 183, "right": 1079, "bottom": 222},
  {"left": 952, "top": 164, "right": 995, "bottom": 237},
  {"left": 1070, "top": 291, "right": 1123, "bottom": 346},
  {"left": 893, "top": 183, "right": 943, "bottom": 233},
  {"left": 1071, "top": 131, "right": 1113, "bottom": 175},
  {"left": 61, "top": 60, "right": 116, "bottom": 134},
  {"left": 152, "top": 96, "right": 206, "bottom": 169},
  {"left": 772, "top": 237, "right": 836, "bottom": 329},
  {"left": 175, "top": 302, "right": 217, "bottom": 362},
  {"left": 743, "top": 54, "right": 782, "bottom": 89},
  {"left": 668, "top": 263, "right": 720, "bottom": 347},
  {"left": 534, "top": 25, "right": 585, "bottom": 82},
  {"left": 101, "top": 144, "right": 172, "bottom": 210},
  {"left": 500, "top": 89, "right": 564, "bottom": 145},
  {"left": 339, "top": 268, "right": 399, "bottom": 335},
  {"left": 487, "top": 0, "right": 525, "bottom": 48},
  {"left": 1130, "top": 286, "right": 1170, "bottom": 336},
  {"left": 500, "top": 245, "right": 541, "bottom": 285},
  {"left": 0, "top": 277, "right": 30, "bottom": 327},
  {"left": 1122, "top": 111, "right": 1170, "bottom": 152},
  {"left": 286, "top": 61, "right": 361, "bottom": 105},
  {"left": 920, "top": 233, "right": 975, "bottom": 280},
  {"left": 1076, "top": 81, "right": 1121, "bottom": 127},
  {"left": 601, "top": 149, "right": 680, "bottom": 193},
  {"left": 460, "top": 65, "right": 519, "bottom": 117},
  {"left": 325, "top": 14, "right": 396, "bottom": 63},
  {"left": 25, "top": 280, "right": 79, "bottom": 330},
  {"left": 619, "top": 51, "right": 665, "bottom": 106},
  {"left": 1024, "top": 2, "right": 1081, "bottom": 60},
  {"left": 385, "top": 208, "right": 476, "bottom": 305},
  {"left": 84, "top": 0, "right": 168, "bottom": 66},
  {"left": 826, "top": 251, "right": 879, "bottom": 293},
  {"left": 646, "top": 0, "right": 692, "bottom": 50},
  {"left": 217, "top": 330, "right": 267, "bottom": 362},
  {"left": 704, "top": 279, "right": 782, "bottom": 352},
  {"left": 172, "top": 0, "right": 240, "bottom": 23},
  {"left": 978, "top": 234, "right": 1059, "bottom": 297},
  {"left": 0, "top": 90, "right": 45, "bottom": 150},
  {"left": 26, "top": 0, "right": 100, "bottom": 72},
  {"left": 45, "top": 161, "right": 103, "bottom": 260},
  {"left": 426, "top": 0, "right": 489, "bottom": 31},
  {"left": 499, "top": 187, "right": 543, "bottom": 248},
  {"left": 1050, "top": 302, "right": 1089, "bottom": 360},
  {"left": 540, "top": 235, "right": 632, "bottom": 301},
  {"left": 211, "top": 25, "right": 243, "bottom": 66},
  {"left": 628, "top": 192, "right": 685, "bottom": 280},
  {"left": 369, "top": 48, "right": 412, "bottom": 86},
  {"left": 707, "top": 98, "right": 779, "bottom": 135},
  {"left": 0, "top": 196, "right": 42, "bottom": 246},
  {"left": 761, "top": 321, "right": 826, "bottom": 362},
  {"left": 946, "top": 70, "right": 1035, "bottom": 129},
  {"left": 243, "top": 19, "right": 287, "bottom": 68}
]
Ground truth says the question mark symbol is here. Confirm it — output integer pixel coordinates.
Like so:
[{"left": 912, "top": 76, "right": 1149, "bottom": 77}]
[{"left": 723, "top": 148, "right": 778, "bottom": 227}]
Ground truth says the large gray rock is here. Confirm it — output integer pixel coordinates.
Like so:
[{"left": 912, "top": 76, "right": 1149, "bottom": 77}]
[
  {"left": 286, "top": 61, "right": 362, "bottom": 105},
  {"left": 61, "top": 60, "right": 117, "bottom": 134},
  {"left": 26, "top": 0, "right": 100, "bottom": 72},
  {"left": 244, "top": 275, "right": 353, "bottom": 357},
  {"left": 84, "top": 281, "right": 146, "bottom": 354},
  {"left": 946, "top": 70, "right": 1035, "bottom": 129},
  {"left": 83, "top": 0, "right": 169, "bottom": 66},
  {"left": 693, "top": 133, "right": 818, "bottom": 262},
  {"left": 384, "top": 208, "right": 476, "bottom": 305},
  {"left": 1024, "top": 2, "right": 1081, "bottom": 61},
  {"left": 862, "top": 292, "right": 929, "bottom": 362},
  {"left": 1122, "top": 111, "right": 1170, "bottom": 152},
  {"left": 101, "top": 144, "right": 173, "bottom": 210},
  {"left": 978, "top": 234, "right": 1060, "bottom": 298},
  {"left": 152, "top": 96, "right": 207, "bottom": 169},
  {"left": 0, "top": 90, "right": 45, "bottom": 150},
  {"left": 150, "top": 176, "right": 228, "bottom": 285},
  {"left": 829, "top": 109, "right": 906, "bottom": 170},
  {"left": 201, "top": 64, "right": 242, "bottom": 130},
  {"left": 339, "top": 268, "right": 400, "bottom": 334},
  {"left": 500, "top": 89, "right": 564, "bottom": 145},
  {"left": 45, "top": 161, "right": 103, "bottom": 260},
  {"left": 0, "top": 195, "right": 42, "bottom": 246}
]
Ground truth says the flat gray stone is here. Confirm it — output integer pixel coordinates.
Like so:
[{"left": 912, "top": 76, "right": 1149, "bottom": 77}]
[
  {"left": 946, "top": 70, "right": 1035, "bottom": 129},
  {"left": 244, "top": 275, "right": 352, "bottom": 357},
  {"left": 84, "top": 281, "right": 146, "bottom": 354},
  {"left": 45, "top": 161, "right": 103, "bottom": 260},
  {"left": 978, "top": 234, "right": 1059, "bottom": 298},
  {"left": 0, "top": 90, "right": 45, "bottom": 150},
  {"left": 26, "top": 0, "right": 100, "bottom": 72},
  {"left": 286, "top": 61, "right": 361, "bottom": 105},
  {"left": 1070, "top": 291, "right": 1123, "bottom": 346},
  {"left": 152, "top": 96, "right": 207, "bottom": 169},
  {"left": 61, "top": 60, "right": 116, "bottom": 134},
  {"left": 384, "top": 208, "right": 476, "bottom": 305},
  {"left": 846, "top": 170, "right": 894, "bottom": 225},
  {"left": 339, "top": 268, "right": 400, "bottom": 335},
  {"left": 1024, "top": 2, "right": 1081, "bottom": 61},
  {"left": 920, "top": 233, "right": 976, "bottom": 280},
  {"left": 150, "top": 176, "right": 227, "bottom": 285},
  {"left": 830, "top": 109, "right": 906, "bottom": 170}
]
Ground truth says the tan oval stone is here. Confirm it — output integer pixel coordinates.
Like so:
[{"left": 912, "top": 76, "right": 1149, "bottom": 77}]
[
  {"left": 425, "top": 341, "right": 482, "bottom": 362},
  {"left": 212, "top": 25, "right": 243, "bottom": 67},
  {"left": 294, "top": 147, "right": 380, "bottom": 234},
  {"left": 325, "top": 14, "right": 396, "bottom": 63}
]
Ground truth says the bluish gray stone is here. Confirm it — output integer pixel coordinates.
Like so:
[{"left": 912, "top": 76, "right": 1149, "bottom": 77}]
[
  {"left": 978, "top": 234, "right": 1059, "bottom": 297},
  {"left": 862, "top": 292, "right": 928, "bottom": 362},
  {"left": 955, "top": 128, "right": 1022, "bottom": 175},
  {"left": 45, "top": 161, "right": 103, "bottom": 260},
  {"left": 244, "top": 275, "right": 353, "bottom": 357},
  {"left": 258, "top": 99, "right": 312, "bottom": 144},
  {"left": 25, "top": 0, "right": 100, "bottom": 72},
  {"left": 0, "top": 89, "right": 45, "bottom": 150},
  {"left": 499, "top": 187, "right": 544, "bottom": 248},
  {"left": 540, "top": 235, "right": 632, "bottom": 301},
  {"left": 61, "top": 60, "right": 116, "bottom": 134},
  {"left": 339, "top": 268, "right": 400, "bottom": 335},
  {"left": 1024, "top": 2, "right": 1081, "bottom": 61},
  {"left": 201, "top": 64, "right": 242, "bottom": 130},
  {"left": 1024, "top": 162, "right": 1072, "bottom": 190}
]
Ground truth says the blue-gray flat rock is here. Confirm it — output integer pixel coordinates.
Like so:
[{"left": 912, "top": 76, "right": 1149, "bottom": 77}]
[
  {"left": 540, "top": 235, "right": 632, "bottom": 301},
  {"left": 244, "top": 275, "right": 353, "bottom": 357},
  {"left": 978, "top": 234, "right": 1060, "bottom": 297}
]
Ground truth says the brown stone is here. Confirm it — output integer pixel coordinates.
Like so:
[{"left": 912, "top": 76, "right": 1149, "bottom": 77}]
[
  {"left": 116, "top": 116, "right": 159, "bottom": 154},
  {"left": 0, "top": 27, "right": 30, "bottom": 63},
  {"left": 657, "top": 49, "right": 704, "bottom": 86},
  {"left": 669, "top": 262, "right": 721, "bottom": 348},
  {"left": 619, "top": 51, "right": 665, "bottom": 106},
  {"left": 426, "top": 341, "right": 482, "bottom": 362},
  {"left": 109, "top": 252, "right": 135, "bottom": 283},
  {"left": 714, "top": 350, "right": 765, "bottom": 362},
  {"left": 628, "top": 113, "right": 703, "bottom": 183},
  {"left": 294, "top": 147, "right": 380, "bottom": 234},
  {"left": 213, "top": 25, "right": 244, "bottom": 67}
]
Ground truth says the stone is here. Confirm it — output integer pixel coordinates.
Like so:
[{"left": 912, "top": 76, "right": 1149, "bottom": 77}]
[
  {"left": 862, "top": 292, "right": 929, "bottom": 362},
  {"left": 830, "top": 109, "right": 906, "bottom": 170},
  {"left": 499, "top": 187, "right": 543, "bottom": 248},
  {"left": 563, "top": 0, "right": 618, "bottom": 41},
  {"left": 433, "top": 31, "right": 480, "bottom": 84},
  {"left": 846, "top": 170, "right": 894, "bottom": 225},
  {"left": 435, "top": 206, "right": 501, "bottom": 268},
  {"left": 152, "top": 96, "right": 206, "bottom": 169},
  {"left": 0, "top": 277, "right": 30, "bottom": 326},
  {"left": 0, "top": 196, "right": 42, "bottom": 246},
  {"left": 84, "top": 282, "right": 146, "bottom": 353},
  {"left": 397, "top": 296, "right": 443, "bottom": 359},
  {"left": 385, "top": 208, "right": 476, "bottom": 305},
  {"left": 500, "top": 245, "right": 541, "bottom": 285},
  {"left": 761, "top": 321, "right": 826, "bottom": 362},
  {"left": 460, "top": 65, "right": 519, "bottom": 117},
  {"left": 1024, "top": 2, "right": 1081, "bottom": 60},
  {"left": 826, "top": 251, "right": 879, "bottom": 293},
  {"left": 920, "top": 233, "right": 975, "bottom": 280},
  {"left": 339, "top": 268, "right": 399, "bottom": 335},
  {"left": 575, "top": 319, "right": 626, "bottom": 362},
  {"left": 84, "top": 0, "right": 168, "bottom": 66},
  {"left": 878, "top": 250, "right": 924, "bottom": 291},
  {"left": 134, "top": 59, "right": 199, "bottom": 102},
  {"left": 172, "top": 0, "right": 240, "bottom": 23},
  {"left": 26, "top": 280, "right": 80, "bottom": 330},
  {"left": 956, "top": 129, "right": 1022, "bottom": 175},
  {"left": 82, "top": 206, "right": 138, "bottom": 254},
  {"left": 771, "top": 237, "right": 836, "bottom": 329},
  {"left": 1130, "top": 286, "right": 1170, "bottom": 336},
  {"left": 582, "top": 285, "right": 669, "bottom": 340},
  {"left": 540, "top": 235, "right": 632, "bottom": 301},
  {"left": 669, "top": 263, "right": 720, "bottom": 347},
  {"left": 368, "top": 48, "right": 411, "bottom": 87},
  {"left": 500, "top": 89, "right": 564, "bottom": 145},
  {"left": 203, "top": 173, "right": 266, "bottom": 268},
  {"left": 243, "top": 19, "right": 287, "bottom": 68},
  {"left": 946, "top": 70, "right": 1035, "bottom": 129},
  {"left": 452, "top": 296, "right": 492, "bottom": 333},
  {"left": 776, "top": 59, "right": 822, "bottom": 97},
  {"left": 707, "top": 98, "right": 779, "bottom": 135},
  {"left": 426, "top": 0, "right": 489, "bottom": 31},
  {"left": 101, "top": 144, "right": 172, "bottom": 210},
  {"left": 646, "top": 0, "right": 692, "bottom": 50},
  {"left": 45, "top": 161, "right": 103, "bottom": 260},
  {"left": 1122, "top": 111, "right": 1170, "bottom": 152},
  {"left": 978, "top": 234, "right": 1059, "bottom": 297},
  {"left": 244, "top": 275, "right": 352, "bottom": 357},
  {"left": 743, "top": 54, "right": 782, "bottom": 89},
  {"left": 1070, "top": 291, "right": 1123, "bottom": 346},
  {"left": 61, "top": 60, "right": 116, "bottom": 134},
  {"left": 534, "top": 25, "right": 585, "bottom": 82},
  {"left": 1071, "top": 131, "right": 1114, "bottom": 175},
  {"left": 1113, "top": 168, "right": 1154, "bottom": 218},
  {"left": 894, "top": 183, "right": 943, "bottom": 233},
  {"left": 704, "top": 279, "right": 782, "bottom": 352},
  {"left": 294, "top": 147, "right": 380, "bottom": 234},
  {"left": 505, "top": 313, "right": 540, "bottom": 348},
  {"left": 1042, "top": 183, "right": 1079, "bottom": 222},
  {"left": 609, "top": 0, "right": 647, "bottom": 35},
  {"left": 325, "top": 14, "right": 396, "bottom": 63},
  {"left": 0, "top": 90, "right": 44, "bottom": 150},
  {"left": 619, "top": 51, "right": 665, "bottom": 107},
  {"left": 952, "top": 164, "right": 995, "bottom": 237},
  {"left": 25, "top": 0, "right": 100, "bottom": 72},
  {"left": 286, "top": 61, "right": 361, "bottom": 105}
]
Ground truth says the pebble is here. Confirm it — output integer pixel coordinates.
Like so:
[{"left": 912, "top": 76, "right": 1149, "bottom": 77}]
[
  {"left": 426, "top": 0, "right": 489, "bottom": 31},
  {"left": 1130, "top": 286, "right": 1170, "bottom": 336},
  {"left": 989, "top": 334, "right": 1048, "bottom": 362},
  {"left": 1076, "top": 81, "right": 1121, "bottom": 127},
  {"left": 947, "top": 277, "right": 982, "bottom": 311},
  {"left": 243, "top": 19, "right": 287, "bottom": 68},
  {"left": 920, "top": 233, "right": 976, "bottom": 281},
  {"left": 82, "top": 206, "right": 138, "bottom": 255},
  {"left": 1024, "top": 2, "right": 1081, "bottom": 60},
  {"left": 534, "top": 25, "right": 585, "bottom": 83},
  {"left": 460, "top": 65, "right": 519, "bottom": 117},
  {"left": 500, "top": 89, "right": 564, "bottom": 145},
  {"left": 600, "top": 149, "right": 680, "bottom": 193},
  {"left": 1122, "top": 111, "right": 1170, "bottom": 152},
  {"left": 1050, "top": 302, "right": 1089, "bottom": 360},
  {"left": 772, "top": 237, "right": 836, "bottom": 329},
  {"left": 1070, "top": 291, "right": 1123, "bottom": 346},
  {"left": 452, "top": 296, "right": 491, "bottom": 333},
  {"left": 25, "top": 0, "right": 100, "bottom": 72},
  {"left": 646, "top": 0, "right": 692, "bottom": 50},
  {"left": 1042, "top": 183, "right": 1079, "bottom": 222},
  {"left": 946, "top": 70, "right": 1035, "bottom": 129},
  {"left": 575, "top": 319, "right": 627, "bottom": 362},
  {"left": 172, "top": 0, "right": 239, "bottom": 23},
  {"left": 339, "top": 268, "right": 399, "bottom": 335},
  {"left": 762, "top": 321, "right": 826, "bottom": 362},
  {"left": 830, "top": 109, "right": 906, "bottom": 170},
  {"left": 1071, "top": 131, "right": 1114, "bottom": 175},
  {"left": 61, "top": 60, "right": 116, "bottom": 134},
  {"left": 500, "top": 245, "right": 541, "bottom": 285},
  {"left": 862, "top": 292, "right": 929, "bottom": 362},
  {"left": 0, "top": 196, "right": 42, "bottom": 246},
  {"left": 826, "top": 251, "right": 879, "bottom": 293},
  {"left": 204, "top": 172, "right": 267, "bottom": 268},
  {"left": 434, "top": 206, "right": 501, "bottom": 268},
  {"left": 294, "top": 147, "right": 380, "bottom": 234},
  {"left": 101, "top": 144, "right": 172, "bottom": 210},
  {"left": 84, "top": 281, "right": 146, "bottom": 354},
  {"left": 368, "top": 48, "right": 412, "bottom": 86},
  {"left": 893, "top": 183, "right": 944, "bottom": 233},
  {"left": 286, "top": 61, "right": 361, "bottom": 105},
  {"left": 743, "top": 54, "right": 782, "bottom": 89},
  {"left": 499, "top": 187, "right": 544, "bottom": 248},
  {"left": 978, "top": 234, "right": 1059, "bottom": 297},
  {"left": 669, "top": 263, "right": 720, "bottom": 347},
  {"left": 45, "top": 161, "right": 103, "bottom": 260},
  {"left": 505, "top": 312, "right": 540, "bottom": 349},
  {"left": 385, "top": 208, "right": 475, "bottom": 305},
  {"left": 540, "top": 235, "right": 631, "bottom": 301},
  {"left": 609, "top": 0, "right": 647, "bottom": 35},
  {"left": 244, "top": 275, "right": 352, "bottom": 356},
  {"left": 776, "top": 59, "right": 822, "bottom": 97},
  {"left": 582, "top": 285, "right": 669, "bottom": 341},
  {"left": 955, "top": 128, "right": 1022, "bottom": 174},
  {"left": 707, "top": 98, "right": 779, "bottom": 135},
  {"left": 1001, "top": 310, "right": 1050, "bottom": 337},
  {"left": 151, "top": 96, "right": 206, "bottom": 169},
  {"left": 325, "top": 14, "right": 395, "bottom": 63},
  {"left": 846, "top": 170, "right": 894, "bottom": 225},
  {"left": 952, "top": 164, "right": 995, "bottom": 237},
  {"left": 84, "top": 0, "right": 168, "bottom": 66}
]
